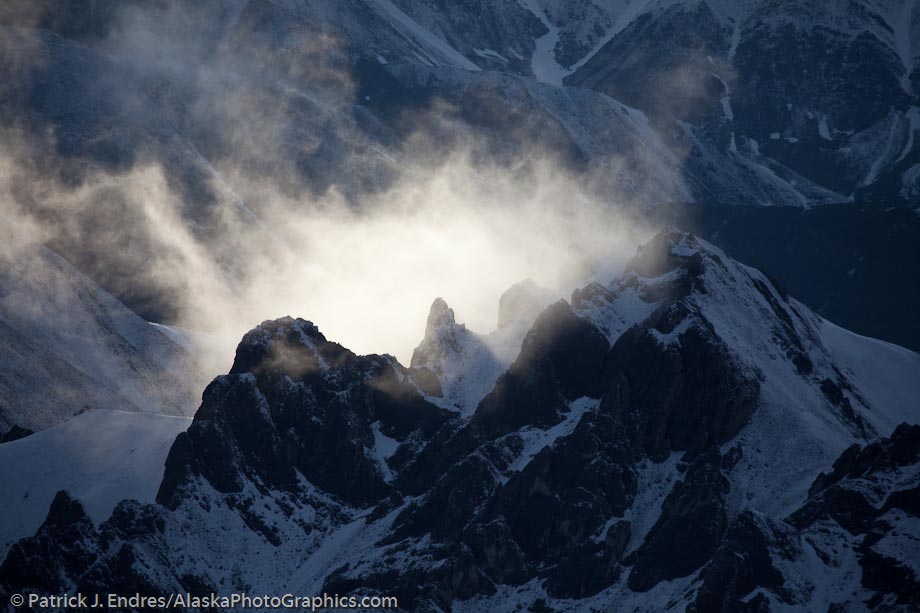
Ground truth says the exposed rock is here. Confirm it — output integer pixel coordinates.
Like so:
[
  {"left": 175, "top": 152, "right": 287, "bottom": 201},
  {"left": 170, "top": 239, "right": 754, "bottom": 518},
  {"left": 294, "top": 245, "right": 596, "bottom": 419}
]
[
  {"left": 628, "top": 450, "right": 728, "bottom": 592},
  {"left": 0, "top": 424, "right": 33, "bottom": 443}
]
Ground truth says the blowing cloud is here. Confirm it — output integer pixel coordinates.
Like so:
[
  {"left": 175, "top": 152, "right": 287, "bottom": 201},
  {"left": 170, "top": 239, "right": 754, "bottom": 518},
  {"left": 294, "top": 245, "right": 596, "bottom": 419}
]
[{"left": 0, "top": 0, "right": 676, "bottom": 385}]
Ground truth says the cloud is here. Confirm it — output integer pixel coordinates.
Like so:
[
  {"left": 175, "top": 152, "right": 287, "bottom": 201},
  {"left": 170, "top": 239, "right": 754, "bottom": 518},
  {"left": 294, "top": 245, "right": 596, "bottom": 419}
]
[{"left": 0, "top": 1, "right": 672, "bottom": 387}]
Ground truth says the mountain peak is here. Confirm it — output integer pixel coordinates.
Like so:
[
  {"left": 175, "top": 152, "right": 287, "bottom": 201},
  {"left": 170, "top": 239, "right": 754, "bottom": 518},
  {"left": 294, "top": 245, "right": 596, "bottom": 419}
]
[
  {"left": 627, "top": 230, "right": 707, "bottom": 278},
  {"left": 497, "top": 279, "right": 557, "bottom": 329},
  {"left": 412, "top": 298, "right": 464, "bottom": 371},
  {"left": 424, "top": 297, "right": 458, "bottom": 338},
  {"left": 229, "top": 316, "right": 335, "bottom": 378}
]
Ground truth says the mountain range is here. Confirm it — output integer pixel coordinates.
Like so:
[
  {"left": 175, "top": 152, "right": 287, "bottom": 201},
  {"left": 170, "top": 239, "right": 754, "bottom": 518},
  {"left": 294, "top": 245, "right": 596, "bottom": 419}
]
[
  {"left": 2, "top": 231, "right": 919, "bottom": 611},
  {"left": 0, "top": 1, "right": 919, "bottom": 611}
]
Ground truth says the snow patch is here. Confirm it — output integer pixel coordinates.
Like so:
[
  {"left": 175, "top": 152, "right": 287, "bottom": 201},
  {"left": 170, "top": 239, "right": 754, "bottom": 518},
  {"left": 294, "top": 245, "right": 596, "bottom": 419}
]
[
  {"left": 518, "top": 0, "right": 569, "bottom": 85},
  {"left": 509, "top": 397, "right": 599, "bottom": 472},
  {"left": 369, "top": 421, "right": 400, "bottom": 482},
  {"left": 818, "top": 116, "right": 832, "bottom": 140},
  {"left": 367, "top": 0, "right": 480, "bottom": 71}
]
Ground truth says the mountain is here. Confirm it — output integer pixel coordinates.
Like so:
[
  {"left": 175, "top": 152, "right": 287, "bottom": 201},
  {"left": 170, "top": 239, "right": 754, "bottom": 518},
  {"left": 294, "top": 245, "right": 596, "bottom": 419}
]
[
  {"left": 559, "top": 0, "right": 920, "bottom": 204},
  {"left": 5, "top": 0, "right": 918, "bottom": 219},
  {"left": 0, "top": 221, "right": 202, "bottom": 433},
  {"left": 373, "top": 0, "right": 920, "bottom": 206},
  {"left": 409, "top": 280, "right": 557, "bottom": 416},
  {"left": 2, "top": 0, "right": 919, "bottom": 357},
  {"left": 2, "top": 231, "right": 918, "bottom": 611},
  {"left": 672, "top": 202, "right": 920, "bottom": 353},
  {"left": 0, "top": 410, "right": 191, "bottom": 558}
]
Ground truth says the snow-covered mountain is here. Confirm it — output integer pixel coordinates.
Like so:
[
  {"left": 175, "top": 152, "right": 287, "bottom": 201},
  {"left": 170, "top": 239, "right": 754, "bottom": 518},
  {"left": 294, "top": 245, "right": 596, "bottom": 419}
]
[
  {"left": 4, "top": 0, "right": 917, "bottom": 222},
  {"left": 409, "top": 280, "right": 557, "bottom": 416},
  {"left": 380, "top": 0, "right": 920, "bottom": 206},
  {"left": 561, "top": 0, "right": 920, "bottom": 205},
  {"left": 1, "top": 2, "right": 919, "bottom": 609},
  {"left": 2, "top": 0, "right": 918, "bottom": 359},
  {"left": 0, "top": 410, "right": 190, "bottom": 558},
  {"left": 0, "top": 221, "right": 202, "bottom": 432},
  {"left": 2, "top": 231, "right": 918, "bottom": 611}
]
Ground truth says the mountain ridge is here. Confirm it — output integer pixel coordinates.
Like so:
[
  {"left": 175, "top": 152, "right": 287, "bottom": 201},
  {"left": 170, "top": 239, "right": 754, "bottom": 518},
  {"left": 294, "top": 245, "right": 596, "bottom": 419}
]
[{"left": 2, "top": 230, "right": 918, "bottom": 611}]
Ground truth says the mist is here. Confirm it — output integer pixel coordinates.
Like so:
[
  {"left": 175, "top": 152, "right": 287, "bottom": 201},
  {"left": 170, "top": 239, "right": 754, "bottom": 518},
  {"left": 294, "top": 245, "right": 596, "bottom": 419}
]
[{"left": 0, "top": 1, "right": 673, "bottom": 384}]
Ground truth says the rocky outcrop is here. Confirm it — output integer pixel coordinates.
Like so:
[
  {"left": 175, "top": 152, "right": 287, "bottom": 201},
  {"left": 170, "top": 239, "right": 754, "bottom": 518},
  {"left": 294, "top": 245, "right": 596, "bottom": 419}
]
[
  {"left": 159, "top": 317, "right": 451, "bottom": 510},
  {"left": 0, "top": 425, "right": 32, "bottom": 443},
  {"left": 628, "top": 450, "right": 729, "bottom": 592}
]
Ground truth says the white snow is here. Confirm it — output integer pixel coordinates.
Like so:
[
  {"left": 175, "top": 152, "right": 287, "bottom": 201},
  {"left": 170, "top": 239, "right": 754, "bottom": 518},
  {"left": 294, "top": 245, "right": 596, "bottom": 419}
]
[
  {"left": 0, "top": 410, "right": 190, "bottom": 557},
  {"left": 890, "top": 0, "right": 916, "bottom": 95},
  {"left": 870, "top": 510, "right": 920, "bottom": 577},
  {"left": 575, "top": 276, "right": 660, "bottom": 345},
  {"left": 411, "top": 288, "right": 558, "bottom": 417},
  {"left": 820, "top": 319, "right": 920, "bottom": 434},
  {"left": 509, "top": 397, "right": 599, "bottom": 472},
  {"left": 619, "top": 454, "right": 683, "bottom": 554},
  {"left": 862, "top": 114, "right": 902, "bottom": 186},
  {"left": 712, "top": 72, "right": 734, "bottom": 120},
  {"left": 412, "top": 324, "right": 510, "bottom": 417},
  {"left": 518, "top": 0, "right": 570, "bottom": 85},
  {"left": 562, "top": 0, "right": 660, "bottom": 76},
  {"left": 369, "top": 421, "right": 400, "bottom": 482},
  {"left": 473, "top": 48, "right": 508, "bottom": 62},
  {"left": 728, "top": 17, "right": 742, "bottom": 62},
  {"left": 0, "top": 222, "right": 201, "bottom": 431},
  {"left": 149, "top": 322, "right": 195, "bottom": 351},
  {"left": 367, "top": 0, "right": 480, "bottom": 71},
  {"left": 818, "top": 116, "right": 832, "bottom": 140},
  {"left": 896, "top": 106, "right": 920, "bottom": 163}
]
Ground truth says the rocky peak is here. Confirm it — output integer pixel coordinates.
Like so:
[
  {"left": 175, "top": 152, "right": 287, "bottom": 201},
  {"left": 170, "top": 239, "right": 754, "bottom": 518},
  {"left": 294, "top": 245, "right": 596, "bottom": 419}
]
[
  {"left": 229, "top": 316, "right": 337, "bottom": 379},
  {"left": 409, "top": 298, "right": 510, "bottom": 414},
  {"left": 497, "top": 279, "right": 557, "bottom": 330},
  {"left": 159, "top": 316, "right": 450, "bottom": 511},
  {"left": 412, "top": 298, "right": 464, "bottom": 371},
  {"left": 626, "top": 230, "right": 706, "bottom": 278}
]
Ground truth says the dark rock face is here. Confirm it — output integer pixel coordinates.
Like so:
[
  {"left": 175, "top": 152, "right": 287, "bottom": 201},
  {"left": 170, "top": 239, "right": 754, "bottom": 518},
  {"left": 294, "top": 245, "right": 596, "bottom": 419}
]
[
  {"left": 691, "top": 510, "right": 799, "bottom": 613},
  {"left": 0, "top": 424, "right": 33, "bottom": 443},
  {"left": 0, "top": 492, "right": 169, "bottom": 603},
  {"left": 790, "top": 426, "right": 920, "bottom": 608},
  {"left": 474, "top": 300, "right": 610, "bottom": 436},
  {"left": 607, "top": 309, "right": 760, "bottom": 461},
  {"left": 566, "top": 3, "right": 729, "bottom": 125},
  {"left": 565, "top": 0, "right": 920, "bottom": 207},
  {"left": 321, "top": 236, "right": 773, "bottom": 605},
  {"left": 0, "top": 491, "right": 98, "bottom": 595},
  {"left": 159, "top": 317, "right": 451, "bottom": 510},
  {"left": 689, "top": 424, "right": 920, "bottom": 613},
  {"left": 628, "top": 450, "right": 728, "bottom": 592},
  {"left": 790, "top": 424, "right": 920, "bottom": 532}
]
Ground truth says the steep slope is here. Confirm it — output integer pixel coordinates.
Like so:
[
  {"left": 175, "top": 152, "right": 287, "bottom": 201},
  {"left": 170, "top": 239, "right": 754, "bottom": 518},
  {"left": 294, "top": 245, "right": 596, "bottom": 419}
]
[
  {"left": 0, "top": 223, "right": 202, "bottom": 432},
  {"left": 674, "top": 203, "right": 920, "bottom": 353},
  {"left": 0, "top": 410, "right": 191, "bottom": 559},
  {"left": 564, "top": 0, "right": 920, "bottom": 206},
  {"left": 2, "top": 231, "right": 918, "bottom": 611}
]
